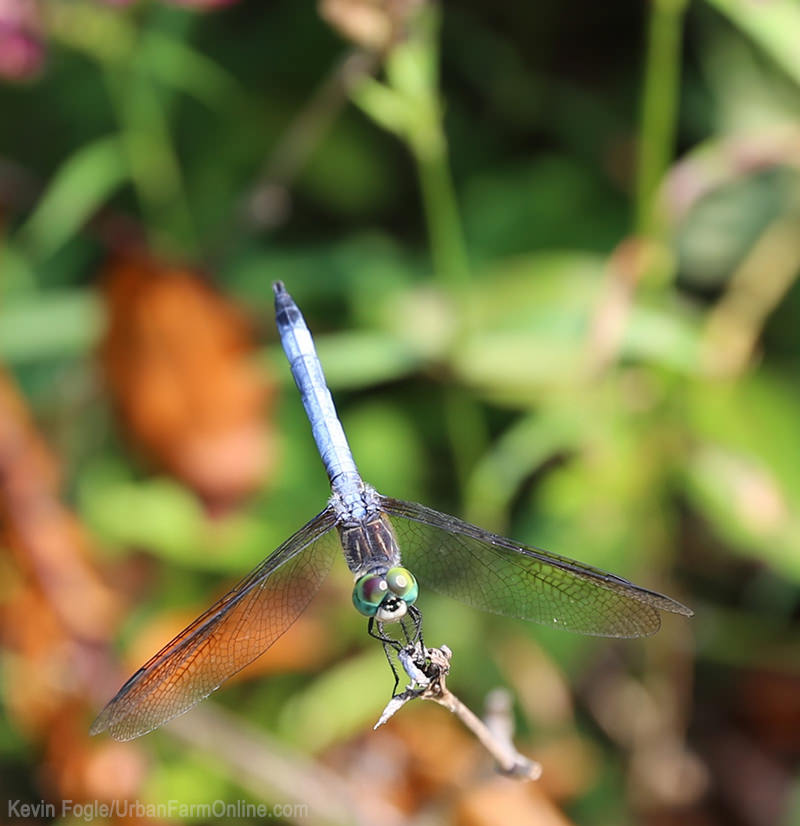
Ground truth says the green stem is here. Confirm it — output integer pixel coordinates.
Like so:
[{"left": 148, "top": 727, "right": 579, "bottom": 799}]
[
  {"left": 415, "top": 140, "right": 485, "bottom": 491},
  {"left": 635, "top": 0, "right": 689, "bottom": 238},
  {"left": 350, "top": 3, "right": 481, "bottom": 494},
  {"left": 412, "top": 132, "right": 483, "bottom": 490},
  {"left": 414, "top": 144, "right": 471, "bottom": 289}
]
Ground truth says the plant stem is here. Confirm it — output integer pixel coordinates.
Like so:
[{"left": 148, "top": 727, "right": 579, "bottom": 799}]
[
  {"left": 635, "top": 0, "right": 689, "bottom": 239},
  {"left": 414, "top": 145, "right": 471, "bottom": 289},
  {"left": 413, "top": 138, "right": 485, "bottom": 488}
]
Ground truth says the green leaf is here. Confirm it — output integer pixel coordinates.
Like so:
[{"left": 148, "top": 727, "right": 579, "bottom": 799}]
[
  {"left": 462, "top": 157, "right": 627, "bottom": 261},
  {"left": 454, "top": 329, "right": 585, "bottom": 401},
  {"left": 16, "top": 137, "right": 127, "bottom": 260},
  {"left": 623, "top": 302, "right": 704, "bottom": 373},
  {"left": 465, "top": 253, "right": 606, "bottom": 330},
  {"left": 448, "top": 253, "right": 605, "bottom": 400},
  {"left": 464, "top": 411, "right": 584, "bottom": 531},
  {"left": 532, "top": 405, "right": 668, "bottom": 576},
  {"left": 342, "top": 401, "right": 425, "bottom": 500},
  {"left": 684, "top": 444, "right": 800, "bottom": 582},
  {"left": 687, "top": 372, "right": 800, "bottom": 501},
  {"left": 299, "top": 118, "right": 401, "bottom": 215},
  {"left": 385, "top": 6, "right": 439, "bottom": 100},
  {"left": 350, "top": 77, "right": 412, "bottom": 138},
  {"left": 0, "top": 289, "right": 104, "bottom": 363},
  {"left": 80, "top": 469, "right": 267, "bottom": 574},
  {"left": 142, "top": 31, "right": 247, "bottom": 110},
  {"left": 47, "top": 0, "right": 136, "bottom": 64},
  {"left": 683, "top": 373, "right": 800, "bottom": 581},
  {"left": 705, "top": 0, "right": 800, "bottom": 88},
  {"left": 277, "top": 650, "right": 390, "bottom": 751},
  {"left": 0, "top": 243, "right": 36, "bottom": 299}
]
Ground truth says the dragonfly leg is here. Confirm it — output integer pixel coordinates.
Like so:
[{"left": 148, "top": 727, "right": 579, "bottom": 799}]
[
  {"left": 399, "top": 615, "right": 413, "bottom": 646},
  {"left": 395, "top": 605, "right": 425, "bottom": 673},
  {"left": 402, "top": 606, "right": 430, "bottom": 681},
  {"left": 367, "top": 616, "right": 402, "bottom": 650},
  {"left": 367, "top": 612, "right": 431, "bottom": 697},
  {"left": 367, "top": 618, "right": 403, "bottom": 694},
  {"left": 407, "top": 604, "right": 424, "bottom": 649},
  {"left": 386, "top": 644, "right": 401, "bottom": 696}
]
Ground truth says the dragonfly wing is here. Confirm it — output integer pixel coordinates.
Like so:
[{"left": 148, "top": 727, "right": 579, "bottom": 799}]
[
  {"left": 381, "top": 497, "right": 692, "bottom": 638},
  {"left": 91, "top": 507, "right": 339, "bottom": 741}
]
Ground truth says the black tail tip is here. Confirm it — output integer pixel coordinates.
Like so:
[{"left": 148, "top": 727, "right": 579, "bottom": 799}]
[{"left": 272, "top": 281, "right": 286, "bottom": 296}]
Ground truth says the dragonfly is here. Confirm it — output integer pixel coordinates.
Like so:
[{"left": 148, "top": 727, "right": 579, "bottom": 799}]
[{"left": 91, "top": 282, "right": 692, "bottom": 741}]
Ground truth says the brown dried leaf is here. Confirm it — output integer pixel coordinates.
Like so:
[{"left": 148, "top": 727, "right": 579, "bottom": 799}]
[
  {"left": 384, "top": 703, "right": 482, "bottom": 795},
  {"left": 40, "top": 704, "right": 147, "bottom": 803},
  {"left": 100, "top": 253, "right": 273, "bottom": 509},
  {"left": 0, "top": 368, "right": 118, "bottom": 640},
  {"left": 319, "top": 0, "right": 424, "bottom": 52},
  {"left": 535, "top": 734, "right": 600, "bottom": 802},
  {"left": 455, "top": 778, "right": 575, "bottom": 826},
  {"left": 0, "top": 367, "right": 148, "bottom": 811}
]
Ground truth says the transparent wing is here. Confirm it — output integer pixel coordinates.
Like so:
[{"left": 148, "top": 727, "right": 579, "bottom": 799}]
[
  {"left": 91, "top": 507, "right": 339, "bottom": 741},
  {"left": 381, "top": 497, "right": 692, "bottom": 638}
]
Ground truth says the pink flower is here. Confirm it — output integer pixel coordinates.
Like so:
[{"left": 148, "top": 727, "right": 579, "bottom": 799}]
[{"left": 0, "top": 0, "right": 44, "bottom": 82}]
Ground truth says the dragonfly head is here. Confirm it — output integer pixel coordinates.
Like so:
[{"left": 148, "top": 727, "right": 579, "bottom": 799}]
[{"left": 352, "top": 566, "right": 419, "bottom": 623}]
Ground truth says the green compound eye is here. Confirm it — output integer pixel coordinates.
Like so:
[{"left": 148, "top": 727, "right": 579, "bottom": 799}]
[
  {"left": 352, "top": 573, "right": 389, "bottom": 617},
  {"left": 385, "top": 567, "right": 418, "bottom": 604}
]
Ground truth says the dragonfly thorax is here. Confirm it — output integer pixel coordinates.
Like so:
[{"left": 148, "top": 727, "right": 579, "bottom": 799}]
[
  {"left": 330, "top": 480, "right": 383, "bottom": 525},
  {"left": 337, "top": 510, "right": 402, "bottom": 576}
]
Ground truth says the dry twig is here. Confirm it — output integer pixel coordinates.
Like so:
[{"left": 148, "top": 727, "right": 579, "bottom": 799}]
[{"left": 375, "top": 643, "right": 541, "bottom": 780}]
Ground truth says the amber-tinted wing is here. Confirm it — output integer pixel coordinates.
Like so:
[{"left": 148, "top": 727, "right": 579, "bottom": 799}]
[
  {"left": 91, "top": 507, "right": 339, "bottom": 741},
  {"left": 381, "top": 497, "right": 692, "bottom": 638}
]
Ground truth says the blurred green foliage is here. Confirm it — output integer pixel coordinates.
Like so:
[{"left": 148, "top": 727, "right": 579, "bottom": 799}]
[{"left": 2, "top": 1, "right": 800, "bottom": 825}]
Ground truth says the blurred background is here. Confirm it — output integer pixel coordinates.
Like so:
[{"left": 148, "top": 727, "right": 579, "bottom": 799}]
[{"left": 1, "top": 0, "right": 799, "bottom": 824}]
